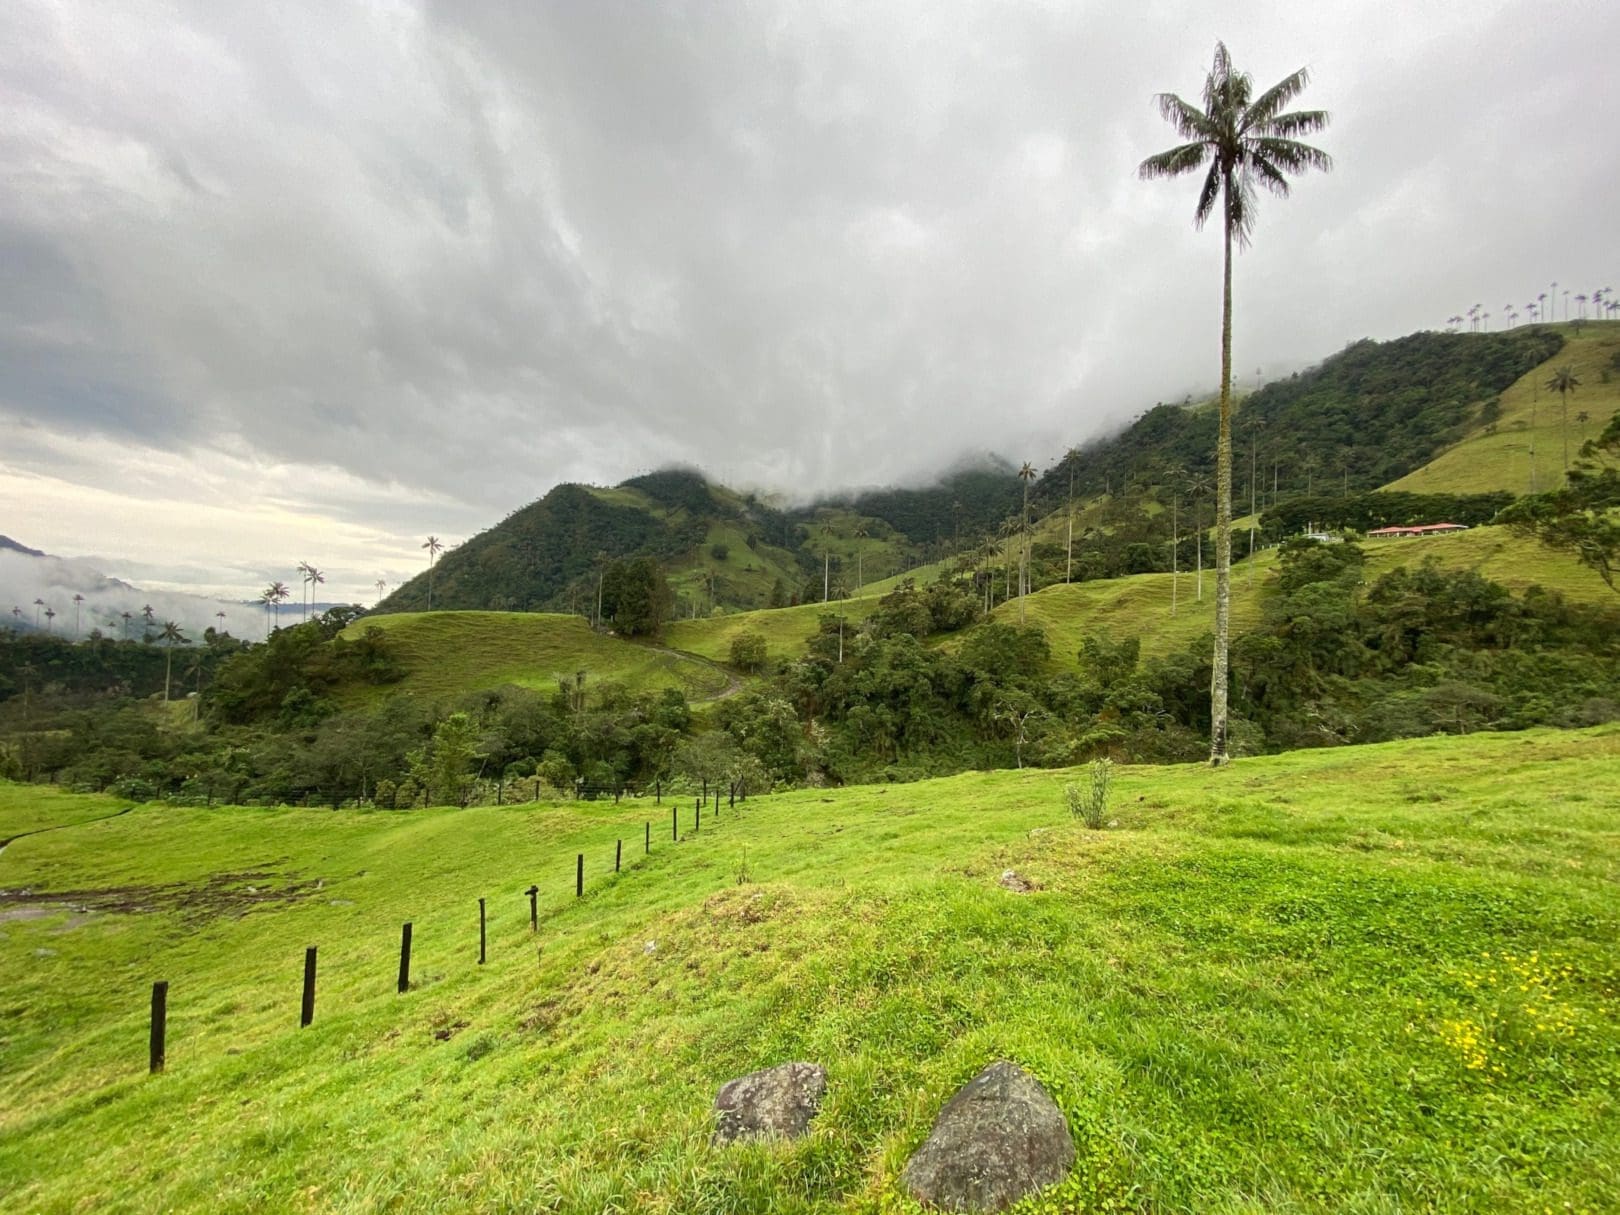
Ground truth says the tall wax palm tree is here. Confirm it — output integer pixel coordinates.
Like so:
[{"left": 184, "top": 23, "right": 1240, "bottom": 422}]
[
  {"left": 306, "top": 566, "right": 325, "bottom": 620},
  {"left": 1187, "top": 471, "right": 1212, "bottom": 601},
  {"left": 33, "top": 597, "right": 44, "bottom": 628},
  {"left": 1017, "top": 461, "right": 1037, "bottom": 622},
  {"left": 296, "top": 561, "right": 313, "bottom": 622},
  {"left": 120, "top": 610, "right": 132, "bottom": 639},
  {"left": 72, "top": 593, "right": 84, "bottom": 638},
  {"left": 215, "top": 610, "right": 226, "bottom": 635},
  {"left": 422, "top": 536, "right": 444, "bottom": 610},
  {"left": 44, "top": 606, "right": 56, "bottom": 633},
  {"left": 852, "top": 524, "right": 869, "bottom": 595},
  {"left": 1576, "top": 293, "right": 1587, "bottom": 321},
  {"left": 374, "top": 578, "right": 387, "bottom": 605},
  {"left": 159, "top": 621, "right": 185, "bottom": 701},
  {"left": 820, "top": 522, "right": 835, "bottom": 603},
  {"left": 264, "top": 581, "right": 290, "bottom": 632},
  {"left": 141, "top": 604, "right": 155, "bottom": 641},
  {"left": 10, "top": 606, "right": 21, "bottom": 626},
  {"left": 1140, "top": 41, "right": 1331, "bottom": 765},
  {"left": 998, "top": 517, "right": 1020, "bottom": 605},
  {"left": 1545, "top": 366, "right": 1580, "bottom": 473}
]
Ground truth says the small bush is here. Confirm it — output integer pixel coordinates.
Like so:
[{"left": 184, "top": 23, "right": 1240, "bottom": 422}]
[
  {"left": 729, "top": 631, "right": 768, "bottom": 672},
  {"left": 1064, "top": 758, "right": 1113, "bottom": 829}
]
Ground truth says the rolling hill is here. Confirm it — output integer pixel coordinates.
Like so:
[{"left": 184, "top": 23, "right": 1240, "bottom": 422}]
[{"left": 3, "top": 725, "right": 1616, "bottom": 1211}]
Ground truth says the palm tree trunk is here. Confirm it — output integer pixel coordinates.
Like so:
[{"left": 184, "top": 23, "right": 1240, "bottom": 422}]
[
  {"left": 164, "top": 645, "right": 173, "bottom": 702},
  {"left": 1210, "top": 194, "right": 1234, "bottom": 766},
  {"left": 1560, "top": 393, "right": 1569, "bottom": 474}
]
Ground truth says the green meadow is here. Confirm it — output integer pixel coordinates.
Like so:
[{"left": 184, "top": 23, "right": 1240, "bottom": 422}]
[{"left": 2, "top": 725, "right": 1617, "bottom": 1212}]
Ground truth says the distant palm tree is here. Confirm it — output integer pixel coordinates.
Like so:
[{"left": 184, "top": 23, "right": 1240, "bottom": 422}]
[
  {"left": 10, "top": 606, "right": 21, "bottom": 626},
  {"left": 422, "top": 536, "right": 444, "bottom": 609},
  {"left": 215, "top": 610, "right": 227, "bottom": 635},
  {"left": 852, "top": 524, "right": 869, "bottom": 594},
  {"left": 1187, "top": 471, "right": 1212, "bottom": 601},
  {"left": 141, "top": 604, "right": 155, "bottom": 641},
  {"left": 306, "top": 566, "right": 325, "bottom": 620},
  {"left": 72, "top": 593, "right": 84, "bottom": 638},
  {"left": 1545, "top": 366, "right": 1580, "bottom": 472},
  {"left": 159, "top": 621, "right": 186, "bottom": 701},
  {"left": 1140, "top": 40, "right": 1330, "bottom": 765},
  {"left": 820, "top": 522, "right": 835, "bottom": 603},
  {"left": 1016, "top": 461, "right": 1037, "bottom": 621},
  {"left": 120, "top": 610, "right": 133, "bottom": 639},
  {"left": 1538, "top": 292, "right": 1547, "bottom": 323},
  {"left": 33, "top": 597, "right": 44, "bottom": 628},
  {"left": 997, "top": 517, "right": 1020, "bottom": 604},
  {"left": 43, "top": 606, "right": 56, "bottom": 633},
  {"left": 1576, "top": 293, "right": 1588, "bottom": 322},
  {"left": 263, "top": 581, "right": 290, "bottom": 631},
  {"left": 374, "top": 578, "right": 387, "bottom": 605}
]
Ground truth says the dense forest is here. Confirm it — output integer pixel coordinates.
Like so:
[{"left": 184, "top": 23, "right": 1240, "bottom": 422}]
[{"left": 1034, "top": 328, "right": 1564, "bottom": 508}]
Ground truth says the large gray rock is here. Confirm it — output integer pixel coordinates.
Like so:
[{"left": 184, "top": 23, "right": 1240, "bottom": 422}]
[
  {"left": 902, "top": 1061, "right": 1074, "bottom": 1212},
  {"left": 712, "top": 1061, "right": 827, "bottom": 1145}
]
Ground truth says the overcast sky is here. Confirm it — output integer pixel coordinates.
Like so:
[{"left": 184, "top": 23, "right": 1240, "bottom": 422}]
[{"left": 2, "top": 0, "right": 1616, "bottom": 602}]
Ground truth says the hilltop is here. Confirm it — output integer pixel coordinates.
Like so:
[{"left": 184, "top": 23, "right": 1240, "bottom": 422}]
[{"left": 2, "top": 726, "right": 1617, "bottom": 1211}]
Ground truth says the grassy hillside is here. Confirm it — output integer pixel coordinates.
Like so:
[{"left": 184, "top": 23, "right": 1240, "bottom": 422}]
[
  {"left": 667, "top": 596, "right": 882, "bottom": 665},
  {"left": 346, "top": 523, "right": 1610, "bottom": 705},
  {"left": 1386, "top": 322, "right": 1620, "bottom": 496},
  {"left": 964, "top": 523, "right": 1612, "bottom": 670},
  {"left": 3, "top": 726, "right": 1617, "bottom": 1212},
  {"left": 343, "top": 611, "right": 732, "bottom": 702}
]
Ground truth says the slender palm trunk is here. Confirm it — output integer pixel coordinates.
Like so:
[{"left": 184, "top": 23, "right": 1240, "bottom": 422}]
[
  {"left": 164, "top": 644, "right": 173, "bottom": 702},
  {"left": 1210, "top": 198, "right": 1234, "bottom": 766},
  {"left": 1171, "top": 493, "right": 1179, "bottom": 617},
  {"left": 1560, "top": 393, "right": 1569, "bottom": 474}
]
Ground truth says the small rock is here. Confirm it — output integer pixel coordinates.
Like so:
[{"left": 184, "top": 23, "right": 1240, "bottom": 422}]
[
  {"left": 33, "top": 947, "right": 57, "bottom": 958},
  {"left": 643, "top": 940, "right": 658, "bottom": 954},
  {"left": 902, "top": 1060, "right": 1074, "bottom": 1213},
  {"left": 997, "top": 870, "right": 1036, "bottom": 893},
  {"left": 712, "top": 1061, "right": 827, "bottom": 1145}
]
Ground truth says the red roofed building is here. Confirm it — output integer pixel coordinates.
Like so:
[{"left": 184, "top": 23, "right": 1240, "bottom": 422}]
[{"left": 1365, "top": 523, "right": 1470, "bottom": 539}]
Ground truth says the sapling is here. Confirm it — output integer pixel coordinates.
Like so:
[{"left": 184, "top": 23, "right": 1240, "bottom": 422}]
[{"left": 1064, "top": 758, "right": 1114, "bottom": 829}]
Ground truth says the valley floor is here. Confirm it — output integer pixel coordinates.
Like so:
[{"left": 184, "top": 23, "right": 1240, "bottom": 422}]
[{"left": 1, "top": 727, "right": 1617, "bottom": 1212}]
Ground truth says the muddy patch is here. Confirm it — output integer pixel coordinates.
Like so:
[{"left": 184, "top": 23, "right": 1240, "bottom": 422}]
[{"left": 0, "top": 868, "right": 323, "bottom": 922}]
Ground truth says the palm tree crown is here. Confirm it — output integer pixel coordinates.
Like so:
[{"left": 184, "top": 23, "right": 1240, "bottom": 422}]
[{"left": 1138, "top": 43, "right": 1331, "bottom": 246}]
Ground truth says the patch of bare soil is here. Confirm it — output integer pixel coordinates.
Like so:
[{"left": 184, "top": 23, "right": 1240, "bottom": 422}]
[{"left": 0, "top": 868, "right": 323, "bottom": 921}]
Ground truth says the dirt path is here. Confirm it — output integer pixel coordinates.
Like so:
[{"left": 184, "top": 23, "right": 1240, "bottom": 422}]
[
  {"left": 626, "top": 638, "right": 744, "bottom": 701},
  {"left": 0, "top": 804, "right": 138, "bottom": 864}
]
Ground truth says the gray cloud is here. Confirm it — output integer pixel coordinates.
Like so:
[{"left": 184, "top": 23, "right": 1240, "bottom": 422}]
[{"left": 1, "top": 0, "right": 1616, "bottom": 595}]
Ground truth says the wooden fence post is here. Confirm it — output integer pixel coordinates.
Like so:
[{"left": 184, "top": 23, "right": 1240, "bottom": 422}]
[
  {"left": 301, "top": 947, "right": 317, "bottom": 1027},
  {"left": 478, "top": 898, "right": 487, "bottom": 965},
  {"left": 149, "top": 980, "right": 168, "bottom": 1073},
  {"left": 672, "top": 806, "right": 677, "bottom": 841},
  {"left": 645, "top": 821, "right": 650, "bottom": 853},
  {"left": 615, "top": 839, "right": 622, "bottom": 872},
  {"left": 576, "top": 853, "right": 584, "bottom": 897},
  {"left": 527, "top": 885, "right": 539, "bottom": 931},
  {"left": 398, "top": 923, "right": 412, "bottom": 993}
]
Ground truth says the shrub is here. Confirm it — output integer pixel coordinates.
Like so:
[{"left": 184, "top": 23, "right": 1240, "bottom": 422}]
[
  {"left": 729, "top": 631, "right": 768, "bottom": 672},
  {"left": 1064, "top": 758, "right": 1113, "bottom": 829}
]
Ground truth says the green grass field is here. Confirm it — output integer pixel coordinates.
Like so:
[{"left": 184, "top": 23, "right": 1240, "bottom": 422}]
[
  {"left": 341, "top": 611, "right": 732, "bottom": 703},
  {"left": 1386, "top": 322, "right": 1620, "bottom": 496},
  {"left": 971, "top": 522, "right": 1611, "bottom": 669},
  {"left": 2, "top": 726, "right": 1617, "bottom": 1212}
]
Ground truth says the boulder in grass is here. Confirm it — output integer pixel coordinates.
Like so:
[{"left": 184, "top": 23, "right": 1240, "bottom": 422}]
[
  {"left": 712, "top": 1061, "right": 827, "bottom": 1145},
  {"left": 902, "top": 1060, "right": 1074, "bottom": 1212}
]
